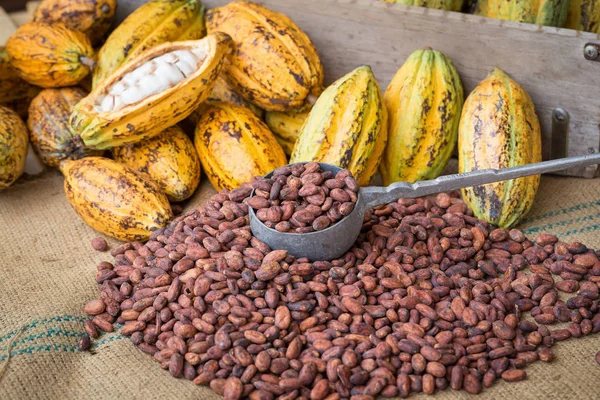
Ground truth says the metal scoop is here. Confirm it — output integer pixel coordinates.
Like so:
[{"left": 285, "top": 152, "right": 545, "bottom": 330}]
[{"left": 249, "top": 153, "right": 600, "bottom": 261}]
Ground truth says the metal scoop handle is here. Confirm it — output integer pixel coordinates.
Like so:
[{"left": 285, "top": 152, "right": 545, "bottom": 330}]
[{"left": 363, "top": 153, "right": 600, "bottom": 209}]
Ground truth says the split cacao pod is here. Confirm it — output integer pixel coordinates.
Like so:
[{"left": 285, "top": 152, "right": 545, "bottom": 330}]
[
  {"left": 383, "top": 0, "right": 464, "bottom": 11},
  {"left": 290, "top": 66, "right": 388, "bottom": 186},
  {"left": 566, "top": 0, "right": 600, "bottom": 33},
  {"left": 194, "top": 103, "right": 287, "bottom": 191},
  {"left": 458, "top": 68, "right": 542, "bottom": 228},
  {"left": 6, "top": 22, "right": 95, "bottom": 88},
  {"left": 0, "top": 106, "right": 29, "bottom": 191},
  {"left": 265, "top": 108, "right": 311, "bottom": 156},
  {"left": 60, "top": 157, "right": 173, "bottom": 241},
  {"left": 28, "top": 88, "right": 101, "bottom": 168},
  {"left": 70, "top": 33, "right": 233, "bottom": 150},
  {"left": 92, "top": 0, "right": 206, "bottom": 88},
  {"left": 381, "top": 49, "right": 463, "bottom": 185},
  {"left": 475, "top": 0, "right": 569, "bottom": 27},
  {"left": 206, "top": 1, "right": 324, "bottom": 111},
  {"left": 32, "top": 0, "right": 117, "bottom": 46},
  {"left": 112, "top": 126, "right": 201, "bottom": 202},
  {"left": 0, "top": 47, "right": 40, "bottom": 118}
]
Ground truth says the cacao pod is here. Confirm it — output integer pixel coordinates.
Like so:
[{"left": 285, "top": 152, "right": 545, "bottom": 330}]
[
  {"left": 60, "top": 157, "right": 173, "bottom": 241},
  {"left": 290, "top": 66, "right": 388, "bottom": 186},
  {"left": 194, "top": 103, "right": 287, "bottom": 191},
  {"left": 475, "top": 0, "right": 569, "bottom": 27},
  {"left": 33, "top": 0, "right": 117, "bottom": 46},
  {"left": 459, "top": 68, "right": 542, "bottom": 228},
  {"left": 265, "top": 108, "right": 311, "bottom": 156},
  {"left": 28, "top": 88, "right": 102, "bottom": 168},
  {"left": 93, "top": 0, "right": 206, "bottom": 88},
  {"left": 70, "top": 33, "right": 233, "bottom": 150},
  {"left": 0, "top": 47, "right": 40, "bottom": 118},
  {"left": 112, "top": 126, "right": 201, "bottom": 202},
  {"left": 566, "top": 0, "right": 600, "bottom": 33},
  {"left": 6, "top": 22, "right": 96, "bottom": 88},
  {"left": 188, "top": 74, "right": 264, "bottom": 126},
  {"left": 381, "top": 49, "right": 463, "bottom": 185},
  {"left": 0, "top": 106, "right": 29, "bottom": 191},
  {"left": 207, "top": 1, "right": 324, "bottom": 111},
  {"left": 383, "top": 0, "right": 464, "bottom": 11}
]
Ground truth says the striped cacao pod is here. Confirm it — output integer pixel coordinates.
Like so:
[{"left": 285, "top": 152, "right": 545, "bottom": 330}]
[
  {"left": 566, "top": 0, "right": 600, "bottom": 33},
  {"left": 28, "top": 88, "right": 102, "bottom": 168},
  {"left": 112, "top": 126, "right": 201, "bottom": 202},
  {"left": 290, "top": 66, "right": 388, "bottom": 186},
  {"left": 33, "top": 0, "right": 117, "bottom": 46},
  {"left": 60, "top": 157, "right": 173, "bottom": 241},
  {"left": 383, "top": 0, "right": 464, "bottom": 11},
  {"left": 93, "top": 0, "right": 206, "bottom": 88},
  {"left": 70, "top": 33, "right": 232, "bottom": 150},
  {"left": 0, "top": 106, "right": 29, "bottom": 191},
  {"left": 6, "top": 22, "right": 96, "bottom": 88},
  {"left": 458, "top": 68, "right": 542, "bottom": 228},
  {"left": 0, "top": 47, "right": 40, "bottom": 118},
  {"left": 381, "top": 49, "right": 463, "bottom": 185},
  {"left": 265, "top": 108, "right": 311, "bottom": 157},
  {"left": 206, "top": 1, "right": 324, "bottom": 111},
  {"left": 194, "top": 103, "right": 287, "bottom": 191},
  {"left": 475, "top": 0, "right": 569, "bottom": 27}
]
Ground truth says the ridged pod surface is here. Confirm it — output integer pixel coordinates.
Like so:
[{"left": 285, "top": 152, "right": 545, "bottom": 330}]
[
  {"left": 566, "top": 0, "right": 600, "bottom": 32},
  {"left": 0, "top": 47, "right": 40, "bottom": 118},
  {"left": 459, "top": 68, "right": 542, "bottom": 228},
  {"left": 383, "top": 0, "right": 464, "bottom": 11},
  {"left": 60, "top": 157, "right": 173, "bottom": 241},
  {"left": 206, "top": 1, "right": 324, "bottom": 111},
  {"left": 475, "top": 0, "right": 569, "bottom": 27},
  {"left": 265, "top": 108, "right": 311, "bottom": 156},
  {"left": 381, "top": 49, "right": 463, "bottom": 185},
  {"left": 28, "top": 88, "right": 102, "bottom": 168},
  {"left": 0, "top": 106, "right": 29, "bottom": 191},
  {"left": 70, "top": 33, "right": 232, "bottom": 150},
  {"left": 290, "top": 66, "right": 388, "bottom": 186},
  {"left": 6, "top": 22, "right": 95, "bottom": 88},
  {"left": 112, "top": 126, "right": 201, "bottom": 202},
  {"left": 188, "top": 74, "right": 264, "bottom": 126},
  {"left": 33, "top": 0, "right": 117, "bottom": 46},
  {"left": 194, "top": 103, "right": 287, "bottom": 191},
  {"left": 92, "top": 0, "right": 206, "bottom": 88}
]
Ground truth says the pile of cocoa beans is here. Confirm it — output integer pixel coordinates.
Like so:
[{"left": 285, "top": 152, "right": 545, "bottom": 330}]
[
  {"left": 247, "top": 162, "right": 359, "bottom": 233},
  {"left": 82, "top": 186, "right": 600, "bottom": 400}
]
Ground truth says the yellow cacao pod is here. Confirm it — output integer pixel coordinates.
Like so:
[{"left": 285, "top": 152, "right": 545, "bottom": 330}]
[
  {"left": 566, "top": 0, "right": 600, "bottom": 33},
  {"left": 188, "top": 74, "right": 264, "bottom": 126},
  {"left": 475, "top": 0, "right": 569, "bottom": 27},
  {"left": 60, "top": 157, "right": 173, "bottom": 241},
  {"left": 383, "top": 0, "right": 464, "bottom": 11},
  {"left": 6, "top": 22, "right": 95, "bottom": 88},
  {"left": 70, "top": 33, "right": 233, "bottom": 150},
  {"left": 112, "top": 126, "right": 201, "bottom": 202},
  {"left": 207, "top": 1, "right": 324, "bottom": 111},
  {"left": 33, "top": 0, "right": 117, "bottom": 46},
  {"left": 381, "top": 49, "right": 463, "bottom": 185},
  {"left": 194, "top": 103, "right": 287, "bottom": 191},
  {"left": 265, "top": 108, "right": 311, "bottom": 157},
  {"left": 0, "top": 106, "right": 29, "bottom": 191},
  {"left": 0, "top": 47, "right": 40, "bottom": 118},
  {"left": 459, "top": 68, "right": 542, "bottom": 228},
  {"left": 28, "top": 88, "right": 102, "bottom": 168},
  {"left": 290, "top": 66, "right": 388, "bottom": 186},
  {"left": 93, "top": 0, "right": 206, "bottom": 88}
]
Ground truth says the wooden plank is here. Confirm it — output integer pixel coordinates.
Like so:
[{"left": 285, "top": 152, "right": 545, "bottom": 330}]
[{"left": 0, "top": 6, "right": 17, "bottom": 45}]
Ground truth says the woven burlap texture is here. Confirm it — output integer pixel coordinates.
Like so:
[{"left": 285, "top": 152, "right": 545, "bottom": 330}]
[{"left": 1, "top": 170, "right": 599, "bottom": 399}]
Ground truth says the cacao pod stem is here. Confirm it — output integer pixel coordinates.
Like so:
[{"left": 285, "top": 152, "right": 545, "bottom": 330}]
[{"left": 80, "top": 56, "right": 96, "bottom": 70}]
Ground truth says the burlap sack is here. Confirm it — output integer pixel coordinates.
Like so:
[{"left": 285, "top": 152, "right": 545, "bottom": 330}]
[{"left": 1, "top": 170, "right": 599, "bottom": 399}]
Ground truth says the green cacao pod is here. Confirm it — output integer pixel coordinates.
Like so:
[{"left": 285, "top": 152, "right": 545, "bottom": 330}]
[
  {"left": 458, "top": 68, "right": 542, "bottom": 228},
  {"left": 290, "top": 66, "right": 388, "bottom": 186},
  {"left": 475, "top": 0, "right": 569, "bottom": 27},
  {"left": 566, "top": 0, "right": 600, "bottom": 33},
  {"left": 381, "top": 49, "right": 463, "bottom": 185},
  {"left": 383, "top": 0, "right": 464, "bottom": 11}
]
